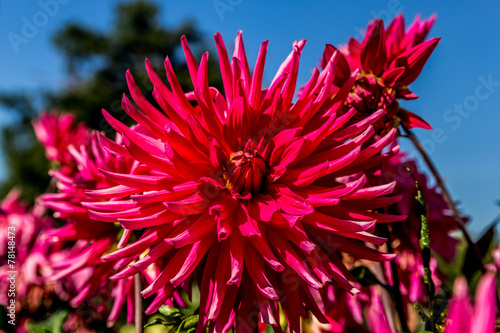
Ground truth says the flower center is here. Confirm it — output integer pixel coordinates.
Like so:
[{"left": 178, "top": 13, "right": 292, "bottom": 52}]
[{"left": 224, "top": 141, "right": 267, "bottom": 195}]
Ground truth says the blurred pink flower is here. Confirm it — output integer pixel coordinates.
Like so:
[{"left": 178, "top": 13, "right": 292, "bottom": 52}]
[
  {"left": 365, "top": 290, "right": 396, "bottom": 333},
  {"left": 84, "top": 31, "right": 406, "bottom": 331},
  {"left": 0, "top": 189, "right": 56, "bottom": 311},
  {"left": 39, "top": 129, "right": 166, "bottom": 327},
  {"left": 33, "top": 111, "right": 90, "bottom": 174},
  {"left": 321, "top": 14, "right": 440, "bottom": 132},
  {"left": 444, "top": 273, "right": 497, "bottom": 333},
  {"left": 381, "top": 150, "right": 461, "bottom": 262}
]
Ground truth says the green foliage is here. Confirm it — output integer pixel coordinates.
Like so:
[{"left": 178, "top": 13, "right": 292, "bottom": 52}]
[
  {"left": 27, "top": 310, "right": 68, "bottom": 333},
  {"left": 462, "top": 223, "right": 496, "bottom": 281},
  {"left": 145, "top": 306, "right": 199, "bottom": 333}
]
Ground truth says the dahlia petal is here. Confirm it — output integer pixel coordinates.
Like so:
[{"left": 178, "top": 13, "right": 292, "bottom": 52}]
[
  {"left": 267, "top": 127, "right": 302, "bottom": 165},
  {"left": 166, "top": 213, "right": 215, "bottom": 248},
  {"left": 246, "top": 194, "right": 279, "bottom": 222},
  {"left": 323, "top": 146, "right": 361, "bottom": 176},
  {"left": 381, "top": 66, "right": 405, "bottom": 86},
  {"left": 97, "top": 132, "right": 132, "bottom": 159},
  {"left": 131, "top": 241, "right": 174, "bottom": 272},
  {"left": 233, "top": 31, "right": 252, "bottom": 94},
  {"left": 130, "top": 182, "right": 198, "bottom": 203},
  {"left": 471, "top": 273, "right": 497, "bottom": 333},
  {"left": 98, "top": 169, "right": 178, "bottom": 190},
  {"left": 164, "top": 125, "right": 209, "bottom": 163},
  {"left": 392, "top": 37, "right": 441, "bottom": 86},
  {"left": 214, "top": 32, "right": 234, "bottom": 106},
  {"left": 152, "top": 88, "right": 188, "bottom": 134},
  {"left": 349, "top": 128, "right": 397, "bottom": 167},
  {"left": 196, "top": 52, "right": 224, "bottom": 135},
  {"left": 121, "top": 93, "right": 168, "bottom": 140},
  {"left": 323, "top": 204, "right": 406, "bottom": 223},
  {"left": 245, "top": 248, "right": 280, "bottom": 300},
  {"left": 329, "top": 109, "right": 386, "bottom": 143},
  {"left": 360, "top": 19, "right": 387, "bottom": 75},
  {"left": 228, "top": 233, "right": 246, "bottom": 285},
  {"left": 118, "top": 210, "right": 184, "bottom": 229},
  {"left": 164, "top": 192, "right": 210, "bottom": 215},
  {"left": 311, "top": 126, "right": 374, "bottom": 164},
  {"left": 142, "top": 239, "right": 212, "bottom": 298},
  {"left": 249, "top": 40, "right": 269, "bottom": 110},
  {"left": 237, "top": 203, "right": 261, "bottom": 237},
  {"left": 335, "top": 231, "right": 388, "bottom": 246},
  {"left": 444, "top": 277, "right": 473, "bottom": 333},
  {"left": 324, "top": 260, "right": 359, "bottom": 294},
  {"left": 85, "top": 185, "right": 138, "bottom": 200},
  {"left": 398, "top": 108, "right": 433, "bottom": 129},
  {"left": 278, "top": 160, "right": 329, "bottom": 187},
  {"left": 345, "top": 181, "right": 396, "bottom": 200},
  {"left": 270, "top": 231, "right": 323, "bottom": 289},
  {"left": 88, "top": 203, "right": 164, "bottom": 223},
  {"left": 248, "top": 235, "right": 284, "bottom": 272},
  {"left": 180, "top": 35, "right": 199, "bottom": 79},
  {"left": 274, "top": 187, "right": 314, "bottom": 216},
  {"left": 125, "top": 70, "right": 170, "bottom": 129},
  {"left": 301, "top": 175, "right": 367, "bottom": 203},
  {"left": 299, "top": 284, "right": 329, "bottom": 324},
  {"left": 164, "top": 56, "right": 197, "bottom": 116},
  {"left": 281, "top": 45, "right": 301, "bottom": 110},
  {"left": 311, "top": 230, "right": 395, "bottom": 262},
  {"left": 82, "top": 200, "right": 138, "bottom": 211},
  {"left": 303, "top": 212, "right": 376, "bottom": 233},
  {"left": 102, "top": 110, "right": 166, "bottom": 156},
  {"left": 346, "top": 194, "right": 403, "bottom": 210},
  {"left": 144, "top": 284, "right": 176, "bottom": 315}
]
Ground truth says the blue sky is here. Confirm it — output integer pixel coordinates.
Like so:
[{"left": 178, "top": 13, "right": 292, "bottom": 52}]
[{"left": 1, "top": 0, "right": 500, "bottom": 236}]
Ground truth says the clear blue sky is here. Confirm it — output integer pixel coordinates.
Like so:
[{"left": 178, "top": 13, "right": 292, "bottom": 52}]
[{"left": 1, "top": 0, "right": 500, "bottom": 236}]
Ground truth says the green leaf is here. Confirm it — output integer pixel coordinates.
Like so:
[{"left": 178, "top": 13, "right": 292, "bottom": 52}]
[
  {"left": 177, "top": 315, "right": 199, "bottom": 333},
  {"left": 462, "top": 223, "right": 496, "bottom": 281},
  {"left": 157, "top": 305, "right": 186, "bottom": 325},
  {"left": 27, "top": 310, "right": 68, "bottom": 333},
  {"left": 159, "top": 305, "right": 181, "bottom": 317},
  {"left": 144, "top": 318, "right": 168, "bottom": 327}
]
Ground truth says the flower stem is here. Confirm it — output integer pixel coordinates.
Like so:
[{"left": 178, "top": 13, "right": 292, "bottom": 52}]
[
  {"left": 135, "top": 273, "right": 143, "bottom": 333},
  {"left": 401, "top": 125, "right": 485, "bottom": 273},
  {"left": 382, "top": 224, "right": 410, "bottom": 333}
]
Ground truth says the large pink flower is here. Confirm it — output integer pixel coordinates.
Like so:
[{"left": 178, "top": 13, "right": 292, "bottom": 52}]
[
  {"left": 321, "top": 14, "right": 440, "bottom": 132},
  {"left": 85, "top": 32, "right": 405, "bottom": 331}
]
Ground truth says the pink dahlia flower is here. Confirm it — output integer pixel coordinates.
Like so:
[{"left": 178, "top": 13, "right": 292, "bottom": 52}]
[
  {"left": 444, "top": 273, "right": 497, "bottom": 333},
  {"left": 39, "top": 130, "right": 167, "bottom": 327},
  {"left": 321, "top": 14, "right": 440, "bottom": 132},
  {"left": 381, "top": 150, "right": 461, "bottom": 262},
  {"left": 0, "top": 189, "right": 56, "bottom": 312},
  {"left": 33, "top": 111, "right": 90, "bottom": 174},
  {"left": 383, "top": 249, "right": 441, "bottom": 304},
  {"left": 86, "top": 31, "right": 405, "bottom": 331}
]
